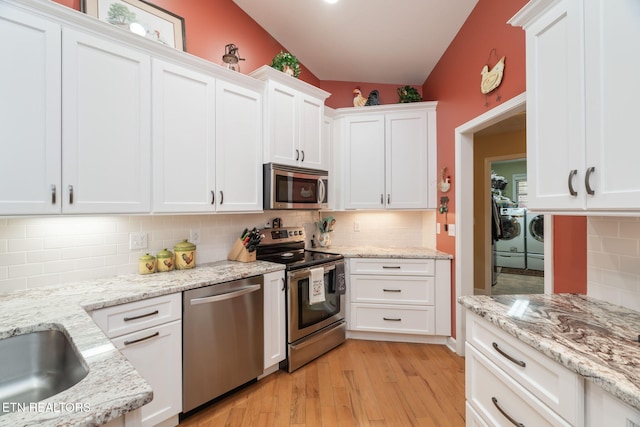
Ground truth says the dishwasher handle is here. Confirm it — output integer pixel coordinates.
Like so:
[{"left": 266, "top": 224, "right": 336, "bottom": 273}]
[{"left": 189, "top": 284, "right": 261, "bottom": 305}]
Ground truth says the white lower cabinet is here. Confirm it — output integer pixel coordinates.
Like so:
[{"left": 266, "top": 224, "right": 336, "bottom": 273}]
[
  {"left": 465, "top": 311, "right": 584, "bottom": 426},
  {"left": 586, "top": 381, "right": 640, "bottom": 427},
  {"left": 263, "top": 271, "right": 286, "bottom": 372},
  {"left": 92, "top": 294, "right": 182, "bottom": 427},
  {"left": 348, "top": 258, "right": 450, "bottom": 340}
]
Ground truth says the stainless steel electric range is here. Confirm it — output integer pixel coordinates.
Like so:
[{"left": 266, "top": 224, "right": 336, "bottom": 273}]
[{"left": 256, "top": 227, "right": 346, "bottom": 372}]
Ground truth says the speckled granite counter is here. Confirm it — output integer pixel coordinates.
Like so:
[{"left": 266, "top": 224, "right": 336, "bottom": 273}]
[
  {"left": 0, "top": 260, "right": 285, "bottom": 427},
  {"left": 310, "top": 245, "right": 453, "bottom": 259},
  {"left": 459, "top": 293, "right": 640, "bottom": 412}
]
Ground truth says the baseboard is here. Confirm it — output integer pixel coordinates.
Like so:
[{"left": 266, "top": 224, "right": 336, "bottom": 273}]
[{"left": 346, "top": 330, "right": 449, "bottom": 345}]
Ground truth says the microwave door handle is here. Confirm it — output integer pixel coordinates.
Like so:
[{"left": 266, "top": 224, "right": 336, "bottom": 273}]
[{"left": 317, "top": 179, "right": 326, "bottom": 204}]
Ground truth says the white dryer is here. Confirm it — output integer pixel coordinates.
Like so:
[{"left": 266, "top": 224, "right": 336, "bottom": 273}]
[
  {"left": 495, "top": 207, "right": 526, "bottom": 269},
  {"left": 526, "top": 213, "right": 544, "bottom": 271}
]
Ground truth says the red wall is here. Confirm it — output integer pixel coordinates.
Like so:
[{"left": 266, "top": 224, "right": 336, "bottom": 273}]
[
  {"left": 553, "top": 217, "right": 587, "bottom": 293},
  {"left": 52, "top": 0, "right": 321, "bottom": 87}
]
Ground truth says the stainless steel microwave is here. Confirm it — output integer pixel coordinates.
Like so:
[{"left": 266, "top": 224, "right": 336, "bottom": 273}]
[{"left": 263, "top": 163, "right": 328, "bottom": 210}]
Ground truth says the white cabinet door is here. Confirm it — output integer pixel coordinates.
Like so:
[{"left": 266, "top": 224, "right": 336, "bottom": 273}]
[
  {"left": 298, "top": 94, "right": 325, "bottom": 169},
  {"left": 584, "top": 0, "right": 640, "bottom": 210},
  {"left": 523, "top": 0, "right": 586, "bottom": 211},
  {"left": 152, "top": 59, "right": 216, "bottom": 213},
  {"left": 385, "top": 111, "right": 429, "bottom": 209},
  {"left": 344, "top": 115, "right": 386, "bottom": 209},
  {"left": 586, "top": 381, "right": 640, "bottom": 427},
  {"left": 0, "top": 6, "right": 61, "bottom": 214},
  {"left": 267, "top": 82, "right": 298, "bottom": 166},
  {"left": 263, "top": 271, "right": 286, "bottom": 369},
  {"left": 113, "top": 320, "right": 182, "bottom": 427},
  {"left": 62, "top": 28, "right": 151, "bottom": 213},
  {"left": 215, "top": 80, "right": 263, "bottom": 212}
]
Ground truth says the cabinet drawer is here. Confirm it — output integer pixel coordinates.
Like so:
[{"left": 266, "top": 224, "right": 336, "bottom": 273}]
[
  {"left": 466, "top": 344, "right": 572, "bottom": 427},
  {"left": 350, "top": 275, "right": 434, "bottom": 305},
  {"left": 350, "top": 304, "right": 434, "bottom": 334},
  {"left": 349, "top": 258, "right": 434, "bottom": 276},
  {"left": 466, "top": 402, "right": 489, "bottom": 427},
  {"left": 92, "top": 293, "right": 181, "bottom": 338},
  {"left": 466, "top": 312, "right": 583, "bottom": 425}
]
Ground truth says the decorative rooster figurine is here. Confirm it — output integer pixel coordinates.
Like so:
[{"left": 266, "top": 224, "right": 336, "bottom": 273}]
[
  {"left": 480, "top": 56, "right": 505, "bottom": 94},
  {"left": 353, "top": 88, "right": 367, "bottom": 107}
]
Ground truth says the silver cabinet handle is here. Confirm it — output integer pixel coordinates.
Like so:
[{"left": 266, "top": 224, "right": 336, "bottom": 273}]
[
  {"left": 383, "top": 289, "right": 401, "bottom": 292},
  {"left": 295, "top": 149, "right": 300, "bottom": 161},
  {"left": 301, "top": 150, "right": 305, "bottom": 162},
  {"left": 281, "top": 279, "right": 285, "bottom": 292},
  {"left": 568, "top": 169, "right": 578, "bottom": 196},
  {"left": 51, "top": 185, "right": 56, "bottom": 204},
  {"left": 585, "top": 166, "right": 596, "bottom": 195},
  {"left": 68, "top": 185, "right": 74, "bottom": 204},
  {"left": 124, "top": 331, "right": 159, "bottom": 346},
  {"left": 211, "top": 190, "right": 215, "bottom": 205},
  {"left": 492, "top": 397, "right": 525, "bottom": 427},
  {"left": 387, "top": 194, "right": 391, "bottom": 205},
  {"left": 382, "top": 266, "right": 401, "bottom": 270},
  {"left": 380, "top": 194, "right": 384, "bottom": 205},
  {"left": 492, "top": 342, "right": 526, "bottom": 367},
  {"left": 383, "top": 317, "right": 402, "bottom": 321},
  {"left": 124, "top": 310, "right": 159, "bottom": 322},
  {"left": 220, "top": 190, "right": 224, "bottom": 205}
]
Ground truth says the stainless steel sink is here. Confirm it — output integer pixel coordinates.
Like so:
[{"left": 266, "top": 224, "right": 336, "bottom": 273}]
[{"left": 0, "top": 329, "right": 89, "bottom": 414}]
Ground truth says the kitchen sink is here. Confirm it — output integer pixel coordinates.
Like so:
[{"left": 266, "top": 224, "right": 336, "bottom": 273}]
[{"left": 0, "top": 329, "right": 89, "bottom": 414}]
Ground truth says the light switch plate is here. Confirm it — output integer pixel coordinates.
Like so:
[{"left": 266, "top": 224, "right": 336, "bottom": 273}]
[{"left": 448, "top": 224, "right": 456, "bottom": 236}]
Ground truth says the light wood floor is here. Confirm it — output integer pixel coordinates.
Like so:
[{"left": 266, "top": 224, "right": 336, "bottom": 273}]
[{"left": 179, "top": 339, "right": 466, "bottom": 427}]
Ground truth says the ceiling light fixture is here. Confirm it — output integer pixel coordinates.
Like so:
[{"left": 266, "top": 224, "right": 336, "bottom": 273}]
[{"left": 324, "top": 0, "right": 339, "bottom": 4}]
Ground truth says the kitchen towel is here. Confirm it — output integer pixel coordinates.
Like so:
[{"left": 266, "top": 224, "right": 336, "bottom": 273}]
[{"left": 309, "top": 267, "right": 325, "bottom": 305}]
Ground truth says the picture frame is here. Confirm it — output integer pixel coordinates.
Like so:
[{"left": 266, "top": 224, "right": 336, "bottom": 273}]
[{"left": 82, "top": 0, "right": 186, "bottom": 51}]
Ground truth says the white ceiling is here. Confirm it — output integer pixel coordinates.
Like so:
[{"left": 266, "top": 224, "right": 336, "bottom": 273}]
[{"left": 232, "top": 0, "right": 479, "bottom": 85}]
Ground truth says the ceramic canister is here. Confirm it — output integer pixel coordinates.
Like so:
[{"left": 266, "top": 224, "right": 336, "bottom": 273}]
[
  {"left": 156, "top": 248, "right": 175, "bottom": 272},
  {"left": 138, "top": 253, "right": 156, "bottom": 275},
  {"left": 174, "top": 239, "right": 196, "bottom": 270}
]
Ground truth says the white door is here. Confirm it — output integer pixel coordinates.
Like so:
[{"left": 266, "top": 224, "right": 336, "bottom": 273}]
[
  {"left": 584, "top": 0, "right": 640, "bottom": 210},
  {"left": 385, "top": 111, "right": 429, "bottom": 209},
  {"left": 152, "top": 59, "right": 216, "bottom": 212},
  {"left": 267, "top": 82, "right": 298, "bottom": 166},
  {"left": 525, "top": 0, "right": 586, "bottom": 211},
  {"left": 215, "top": 80, "right": 263, "bottom": 212},
  {"left": 298, "top": 94, "right": 325, "bottom": 169},
  {"left": 0, "top": 7, "right": 61, "bottom": 214},
  {"left": 62, "top": 28, "right": 151, "bottom": 213},
  {"left": 344, "top": 115, "right": 386, "bottom": 209}
]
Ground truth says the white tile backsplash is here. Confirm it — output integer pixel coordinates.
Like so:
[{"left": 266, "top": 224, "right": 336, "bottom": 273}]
[
  {"left": 0, "top": 210, "right": 437, "bottom": 293},
  {"left": 588, "top": 216, "right": 640, "bottom": 310}
]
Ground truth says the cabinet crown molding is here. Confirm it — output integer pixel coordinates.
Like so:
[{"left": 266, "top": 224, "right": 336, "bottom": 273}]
[
  {"left": 334, "top": 101, "right": 438, "bottom": 117},
  {"left": 250, "top": 65, "right": 330, "bottom": 101}
]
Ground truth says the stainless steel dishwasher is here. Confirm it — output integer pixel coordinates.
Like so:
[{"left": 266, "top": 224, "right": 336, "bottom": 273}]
[{"left": 182, "top": 276, "right": 263, "bottom": 413}]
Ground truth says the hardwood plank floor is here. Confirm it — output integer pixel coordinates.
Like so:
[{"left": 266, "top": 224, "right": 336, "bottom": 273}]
[{"left": 178, "top": 340, "right": 465, "bottom": 427}]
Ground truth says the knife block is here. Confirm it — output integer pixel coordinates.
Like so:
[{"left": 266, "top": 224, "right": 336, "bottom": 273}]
[{"left": 227, "top": 238, "right": 256, "bottom": 263}]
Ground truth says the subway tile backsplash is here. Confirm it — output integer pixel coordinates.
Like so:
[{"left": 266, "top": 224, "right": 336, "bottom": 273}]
[
  {"left": 588, "top": 216, "right": 640, "bottom": 310},
  {"left": 0, "top": 211, "right": 436, "bottom": 294}
]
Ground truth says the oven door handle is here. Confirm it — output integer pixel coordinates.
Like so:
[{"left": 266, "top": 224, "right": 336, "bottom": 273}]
[{"left": 289, "top": 264, "right": 336, "bottom": 280}]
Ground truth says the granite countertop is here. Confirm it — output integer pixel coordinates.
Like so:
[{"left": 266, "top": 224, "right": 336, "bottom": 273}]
[
  {"left": 458, "top": 293, "right": 640, "bottom": 411},
  {"left": 310, "top": 245, "right": 453, "bottom": 259},
  {"left": 0, "top": 260, "right": 285, "bottom": 427}
]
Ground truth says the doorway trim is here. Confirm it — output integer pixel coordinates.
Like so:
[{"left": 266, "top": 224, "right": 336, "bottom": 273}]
[{"left": 454, "top": 92, "right": 527, "bottom": 355}]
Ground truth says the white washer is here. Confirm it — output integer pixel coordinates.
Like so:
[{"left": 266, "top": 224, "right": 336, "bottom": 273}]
[
  {"left": 495, "top": 208, "right": 526, "bottom": 269},
  {"left": 526, "top": 213, "right": 544, "bottom": 271}
]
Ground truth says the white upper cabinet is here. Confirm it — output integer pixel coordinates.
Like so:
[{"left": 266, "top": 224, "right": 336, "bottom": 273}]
[
  {"left": 250, "top": 66, "right": 330, "bottom": 170},
  {"left": 152, "top": 59, "right": 216, "bottom": 213},
  {"left": 62, "top": 28, "right": 151, "bottom": 213},
  {"left": 511, "top": 0, "right": 640, "bottom": 213},
  {"left": 336, "top": 103, "right": 437, "bottom": 210},
  {"left": 0, "top": 6, "right": 61, "bottom": 215},
  {"left": 215, "top": 79, "right": 263, "bottom": 212}
]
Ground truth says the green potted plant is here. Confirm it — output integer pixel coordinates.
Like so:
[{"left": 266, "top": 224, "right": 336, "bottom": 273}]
[{"left": 270, "top": 51, "right": 301, "bottom": 78}]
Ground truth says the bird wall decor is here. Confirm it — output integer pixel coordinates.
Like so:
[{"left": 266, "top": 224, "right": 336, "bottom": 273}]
[{"left": 480, "top": 55, "right": 505, "bottom": 95}]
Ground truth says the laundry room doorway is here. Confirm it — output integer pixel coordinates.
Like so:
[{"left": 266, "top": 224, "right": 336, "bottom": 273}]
[{"left": 471, "top": 112, "right": 544, "bottom": 296}]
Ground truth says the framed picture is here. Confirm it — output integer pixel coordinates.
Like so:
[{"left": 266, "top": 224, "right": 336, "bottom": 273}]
[{"left": 82, "top": 0, "right": 186, "bottom": 51}]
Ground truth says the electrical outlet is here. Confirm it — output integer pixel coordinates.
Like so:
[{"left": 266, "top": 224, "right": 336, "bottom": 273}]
[
  {"left": 129, "top": 232, "right": 148, "bottom": 250},
  {"left": 190, "top": 229, "right": 201, "bottom": 244},
  {"left": 354, "top": 222, "right": 360, "bottom": 232}
]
